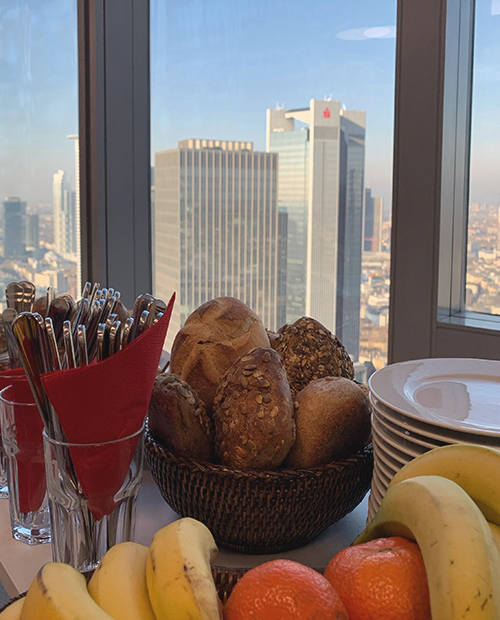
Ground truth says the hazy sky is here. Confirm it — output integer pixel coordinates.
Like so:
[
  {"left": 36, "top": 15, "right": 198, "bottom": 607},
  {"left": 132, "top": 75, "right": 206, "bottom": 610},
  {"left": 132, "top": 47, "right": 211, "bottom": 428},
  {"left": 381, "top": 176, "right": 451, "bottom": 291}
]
[{"left": 0, "top": 0, "right": 498, "bottom": 208}]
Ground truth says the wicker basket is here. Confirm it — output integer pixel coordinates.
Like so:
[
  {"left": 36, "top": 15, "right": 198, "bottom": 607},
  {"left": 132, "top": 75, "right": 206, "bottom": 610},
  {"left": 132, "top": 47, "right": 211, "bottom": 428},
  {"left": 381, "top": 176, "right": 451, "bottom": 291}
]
[{"left": 145, "top": 425, "right": 373, "bottom": 554}]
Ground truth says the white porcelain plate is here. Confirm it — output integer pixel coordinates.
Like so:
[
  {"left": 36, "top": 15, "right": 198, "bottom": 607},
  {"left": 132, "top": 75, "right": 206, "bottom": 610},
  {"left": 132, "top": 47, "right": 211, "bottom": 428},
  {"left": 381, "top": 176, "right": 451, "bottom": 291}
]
[
  {"left": 371, "top": 395, "right": 500, "bottom": 448},
  {"left": 370, "top": 358, "right": 500, "bottom": 435}
]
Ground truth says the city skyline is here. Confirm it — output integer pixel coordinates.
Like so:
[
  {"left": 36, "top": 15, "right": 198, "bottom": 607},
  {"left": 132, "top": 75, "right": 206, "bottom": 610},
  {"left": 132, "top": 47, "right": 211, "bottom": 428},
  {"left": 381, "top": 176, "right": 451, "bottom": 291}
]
[{"left": 0, "top": 1, "right": 498, "bottom": 208}]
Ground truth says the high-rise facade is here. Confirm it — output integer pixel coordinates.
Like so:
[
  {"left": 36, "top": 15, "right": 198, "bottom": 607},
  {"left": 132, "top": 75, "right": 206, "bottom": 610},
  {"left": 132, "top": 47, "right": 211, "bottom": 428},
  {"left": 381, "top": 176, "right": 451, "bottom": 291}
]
[
  {"left": 2, "top": 197, "right": 26, "bottom": 258},
  {"left": 373, "top": 197, "right": 383, "bottom": 253},
  {"left": 67, "top": 135, "right": 81, "bottom": 295},
  {"left": 53, "top": 169, "right": 77, "bottom": 258},
  {"left": 267, "top": 99, "right": 366, "bottom": 360},
  {"left": 364, "top": 188, "right": 383, "bottom": 252},
  {"left": 154, "top": 139, "right": 280, "bottom": 349},
  {"left": 25, "top": 213, "right": 40, "bottom": 252}
]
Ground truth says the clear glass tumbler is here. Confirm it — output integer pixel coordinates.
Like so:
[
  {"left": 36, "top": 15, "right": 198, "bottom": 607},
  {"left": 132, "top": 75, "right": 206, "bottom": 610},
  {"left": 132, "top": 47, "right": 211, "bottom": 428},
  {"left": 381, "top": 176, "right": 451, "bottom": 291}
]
[
  {"left": 0, "top": 385, "right": 51, "bottom": 544},
  {"left": 43, "top": 424, "right": 145, "bottom": 573},
  {"left": 0, "top": 445, "right": 8, "bottom": 499}
]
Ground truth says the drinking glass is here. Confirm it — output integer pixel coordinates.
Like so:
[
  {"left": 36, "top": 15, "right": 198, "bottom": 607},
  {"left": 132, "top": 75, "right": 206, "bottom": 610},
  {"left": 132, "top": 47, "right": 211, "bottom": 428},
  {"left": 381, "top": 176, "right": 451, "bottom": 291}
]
[
  {"left": 43, "top": 423, "right": 145, "bottom": 572},
  {"left": 0, "top": 385, "right": 51, "bottom": 544}
]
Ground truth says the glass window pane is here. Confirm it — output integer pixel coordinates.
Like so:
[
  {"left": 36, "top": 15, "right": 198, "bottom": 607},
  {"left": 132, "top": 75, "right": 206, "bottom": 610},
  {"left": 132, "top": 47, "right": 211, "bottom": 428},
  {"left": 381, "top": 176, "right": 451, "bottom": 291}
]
[
  {"left": 0, "top": 1, "right": 79, "bottom": 307},
  {"left": 151, "top": 0, "right": 396, "bottom": 375},
  {"left": 466, "top": 1, "right": 500, "bottom": 316}
]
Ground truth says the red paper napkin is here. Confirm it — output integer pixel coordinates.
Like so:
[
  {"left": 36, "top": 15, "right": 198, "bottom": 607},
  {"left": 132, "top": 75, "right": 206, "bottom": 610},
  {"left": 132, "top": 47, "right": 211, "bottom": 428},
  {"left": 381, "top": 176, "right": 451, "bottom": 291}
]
[
  {"left": 41, "top": 292, "right": 175, "bottom": 520},
  {"left": 0, "top": 373, "right": 46, "bottom": 513}
]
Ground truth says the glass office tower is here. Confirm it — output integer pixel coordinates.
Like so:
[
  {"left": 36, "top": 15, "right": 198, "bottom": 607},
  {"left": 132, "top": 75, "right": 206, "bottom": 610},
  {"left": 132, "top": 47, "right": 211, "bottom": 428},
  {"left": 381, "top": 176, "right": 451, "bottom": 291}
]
[
  {"left": 267, "top": 99, "right": 365, "bottom": 360},
  {"left": 154, "top": 139, "right": 280, "bottom": 349}
]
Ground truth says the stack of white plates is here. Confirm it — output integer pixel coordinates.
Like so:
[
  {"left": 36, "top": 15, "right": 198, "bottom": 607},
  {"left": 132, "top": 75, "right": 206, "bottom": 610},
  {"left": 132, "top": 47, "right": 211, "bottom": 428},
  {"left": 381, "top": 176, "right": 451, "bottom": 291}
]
[{"left": 367, "top": 357, "right": 500, "bottom": 521}]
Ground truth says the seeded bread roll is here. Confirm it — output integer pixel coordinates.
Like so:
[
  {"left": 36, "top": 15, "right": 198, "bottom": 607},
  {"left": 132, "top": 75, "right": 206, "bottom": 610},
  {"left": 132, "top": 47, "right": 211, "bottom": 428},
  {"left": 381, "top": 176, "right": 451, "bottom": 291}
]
[
  {"left": 170, "top": 297, "right": 270, "bottom": 412},
  {"left": 286, "top": 377, "right": 371, "bottom": 468},
  {"left": 276, "top": 317, "right": 354, "bottom": 397},
  {"left": 213, "top": 347, "right": 295, "bottom": 469},
  {"left": 148, "top": 374, "right": 213, "bottom": 462}
]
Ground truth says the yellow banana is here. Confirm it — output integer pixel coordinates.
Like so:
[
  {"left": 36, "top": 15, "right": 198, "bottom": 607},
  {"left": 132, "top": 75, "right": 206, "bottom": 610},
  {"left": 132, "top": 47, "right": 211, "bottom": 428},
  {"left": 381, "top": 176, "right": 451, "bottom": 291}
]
[
  {"left": 388, "top": 443, "right": 500, "bottom": 526},
  {"left": 488, "top": 521, "right": 500, "bottom": 554},
  {"left": 146, "top": 517, "right": 221, "bottom": 620},
  {"left": 0, "top": 599, "right": 24, "bottom": 619},
  {"left": 88, "top": 542, "right": 156, "bottom": 620},
  {"left": 354, "top": 475, "right": 500, "bottom": 620},
  {"left": 20, "top": 562, "right": 113, "bottom": 620}
]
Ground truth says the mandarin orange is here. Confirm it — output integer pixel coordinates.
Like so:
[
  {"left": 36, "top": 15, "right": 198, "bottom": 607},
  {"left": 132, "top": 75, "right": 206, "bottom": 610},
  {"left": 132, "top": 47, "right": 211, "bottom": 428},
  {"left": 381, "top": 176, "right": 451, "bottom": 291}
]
[
  {"left": 323, "top": 536, "right": 431, "bottom": 620},
  {"left": 223, "top": 559, "right": 349, "bottom": 620}
]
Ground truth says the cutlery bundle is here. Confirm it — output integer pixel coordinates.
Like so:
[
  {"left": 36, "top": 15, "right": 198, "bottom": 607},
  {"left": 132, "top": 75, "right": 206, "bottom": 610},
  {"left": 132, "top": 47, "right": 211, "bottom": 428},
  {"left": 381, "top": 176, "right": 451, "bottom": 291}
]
[{"left": 2, "top": 281, "right": 166, "bottom": 441}]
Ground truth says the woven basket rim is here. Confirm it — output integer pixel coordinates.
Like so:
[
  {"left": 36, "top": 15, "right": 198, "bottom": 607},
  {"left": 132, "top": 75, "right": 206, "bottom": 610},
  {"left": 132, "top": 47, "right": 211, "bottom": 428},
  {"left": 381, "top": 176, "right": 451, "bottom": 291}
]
[{"left": 145, "top": 423, "right": 373, "bottom": 479}]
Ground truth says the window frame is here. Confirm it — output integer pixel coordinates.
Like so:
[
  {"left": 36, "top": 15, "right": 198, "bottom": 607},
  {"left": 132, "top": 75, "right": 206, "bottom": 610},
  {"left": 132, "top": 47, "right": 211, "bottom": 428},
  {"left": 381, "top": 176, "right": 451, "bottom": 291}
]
[
  {"left": 388, "top": 0, "right": 500, "bottom": 363},
  {"left": 78, "top": 0, "right": 152, "bottom": 309}
]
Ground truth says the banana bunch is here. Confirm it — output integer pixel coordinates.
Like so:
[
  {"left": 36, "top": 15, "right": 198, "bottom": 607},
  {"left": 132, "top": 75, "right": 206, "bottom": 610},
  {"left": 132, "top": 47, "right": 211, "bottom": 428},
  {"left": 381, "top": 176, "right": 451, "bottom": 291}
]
[
  {"left": 1, "top": 518, "right": 222, "bottom": 620},
  {"left": 356, "top": 443, "right": 500, "bottom": 620}
]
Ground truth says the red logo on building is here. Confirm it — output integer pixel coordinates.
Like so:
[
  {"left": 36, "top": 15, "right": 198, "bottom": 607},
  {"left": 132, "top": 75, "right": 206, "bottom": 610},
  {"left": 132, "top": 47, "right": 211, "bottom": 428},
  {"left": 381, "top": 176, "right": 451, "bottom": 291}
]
[{"left": 323, "top": 107, "right": 331, "bottom": 118}]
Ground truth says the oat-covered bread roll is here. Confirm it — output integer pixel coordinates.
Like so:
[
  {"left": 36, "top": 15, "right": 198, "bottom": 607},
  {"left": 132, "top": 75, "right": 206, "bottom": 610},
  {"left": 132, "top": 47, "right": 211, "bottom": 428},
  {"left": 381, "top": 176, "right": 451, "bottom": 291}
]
[
  {"left": 170, "top": 297, "right": 270, "bottom": 412},
  {"left": 276, "top": 317, "right": 354, "bottom": 397},
  {"left": 148, "top": 374, "right": 213, "bottom": 462},
  {"left": 213, "top": 347, "right": 295, "bottom": 469},
  {"left": 286, "top": 377, "right": 371, "bottom": 468}
]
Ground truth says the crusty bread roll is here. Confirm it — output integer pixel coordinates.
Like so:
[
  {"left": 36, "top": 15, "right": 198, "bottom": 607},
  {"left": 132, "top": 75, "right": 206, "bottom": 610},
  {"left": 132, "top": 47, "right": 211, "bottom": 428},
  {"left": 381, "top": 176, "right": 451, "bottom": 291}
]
[
  {"left": 213, "top": 347, "right": 295, "bottom": 469},
  {"left": 170, "top": 297, "right": 270, "bottom": 412},
  {"left": 148, "top": 374, "right": 213, "bottom": 462},
  {"left": 276, "top": 317, "right": 354, "bottom": 397},
  {"left": 285, "top": 377, "right": 371, "bottom": 468}
]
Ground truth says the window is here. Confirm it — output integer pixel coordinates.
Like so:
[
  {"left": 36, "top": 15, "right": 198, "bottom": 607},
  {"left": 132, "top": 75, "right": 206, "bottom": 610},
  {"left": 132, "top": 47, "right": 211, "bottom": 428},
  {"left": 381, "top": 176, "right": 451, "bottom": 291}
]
[
  {"left": 466, "top": 2, "right": 500, "bottom": 317},
  {"left": 151, "top": 0, "right": 397, "bottom": 375},
  {"left": 389, "top": 0, "right": 500, "bottom": 362},
  {"left": 0, "top": 1, "right": 79, "bottom": 305}
]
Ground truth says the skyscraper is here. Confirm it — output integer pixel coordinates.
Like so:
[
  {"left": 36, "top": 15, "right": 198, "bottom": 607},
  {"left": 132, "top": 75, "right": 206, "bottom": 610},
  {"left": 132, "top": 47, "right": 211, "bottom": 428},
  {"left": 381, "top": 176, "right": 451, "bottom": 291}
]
[
  {"left": 67, "top": 135, "right": 81, "bottom": 295},
  {"left": 154, "top": 138, "right": 279, "bottom": 349},
  {"left": 364, "top": 188, "right": 383, "bottom": 253},
  {"left": 364, "top": 188, "right": 375, "bottom": 252},
  {"left": 373, "top": 197, "right": 383, "bottom": 253},
  {"left": 3, "top": 197, "right": 26, "bottom": 258},
  {"left": 25, "top": 213, "right": 40, "bottom": 253},
  {"left": 53, "top": 169, "right": 77, "bottom": 258},
  {"left": 267, "top": 99, "right": 366, "bottom": 360}
]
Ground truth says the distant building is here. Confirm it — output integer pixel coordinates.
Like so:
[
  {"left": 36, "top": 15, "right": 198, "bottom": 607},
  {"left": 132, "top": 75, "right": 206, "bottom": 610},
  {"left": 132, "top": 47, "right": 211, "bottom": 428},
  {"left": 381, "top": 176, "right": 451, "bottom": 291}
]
[
  {"left": 53, "top": 169, "right": 77, "bottom": 258},
  {"left": 154, "top": 138, "right": 280, "bottom": 349},
  {"left": 373, "top": 197, "right": 383, "bottom": 252},
  {"left": 25, "top": 213, "right": 40, "bottom": 252},
  {"left": 267, "top": 99, "right": 366, "bottom": 360},
  {"left": 3, "top": 197, "right": 26, "bottom": 258},
  {"left": 364, "top": 188, "right": 375, "bottom": 252},
  {"left": 67, "top": 135, "right": 81, "bottom": 295},
  {"left": 364, "top": 189, "right": 383, "bottom": 253}
]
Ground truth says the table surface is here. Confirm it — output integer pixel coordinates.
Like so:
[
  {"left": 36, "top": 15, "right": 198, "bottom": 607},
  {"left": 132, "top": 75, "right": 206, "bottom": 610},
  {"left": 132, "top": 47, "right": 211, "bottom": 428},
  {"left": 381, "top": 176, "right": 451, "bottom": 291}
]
[{"left": 0, "top": 467, "right": 369, "bottom": 598}]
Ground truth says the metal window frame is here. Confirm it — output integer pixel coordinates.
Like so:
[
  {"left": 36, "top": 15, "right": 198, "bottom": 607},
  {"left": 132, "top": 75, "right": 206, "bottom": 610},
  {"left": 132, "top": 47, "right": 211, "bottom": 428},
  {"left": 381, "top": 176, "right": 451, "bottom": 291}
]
[
  {"left": 389, "top": 0, "right": 500, "bottom": 363},
  {"left": 78, "top": 0, "right": 151, "bottom": 309}
]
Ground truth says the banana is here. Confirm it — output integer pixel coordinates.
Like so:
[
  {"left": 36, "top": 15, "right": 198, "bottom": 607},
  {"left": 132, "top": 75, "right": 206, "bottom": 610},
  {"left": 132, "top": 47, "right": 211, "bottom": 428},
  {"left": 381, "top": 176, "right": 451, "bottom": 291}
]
[
  {"left": 388, "top": 443, "right": 500, "bottom": 526},
  {"left": 0, "top": 599, "right": 24, "bottom": 619},
  {"left": 20, "top": 562, "right": 113, "bottom": 620},
  {"left": 354, "top": 475, "right": 500, "bottom": 620},
  {"left": 488, "top": 521, "right": 500, "bottom": 554},
  {"left": 88, "top": 542, "right": 156, "bottom": 620},
  {"left": 146, "top": 517, "right": 221, "bottom": 620}
]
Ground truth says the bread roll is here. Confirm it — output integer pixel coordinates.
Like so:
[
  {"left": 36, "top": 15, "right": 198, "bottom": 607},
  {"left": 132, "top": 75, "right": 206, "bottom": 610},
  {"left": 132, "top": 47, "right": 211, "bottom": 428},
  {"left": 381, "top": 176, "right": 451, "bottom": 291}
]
[
  {"left": 148, "top": 374, "right": 213, "bottom": 462},
  {"left": 213, "top": 347, "right": 295, "bottom": 469},
  {"left": 286, "top": 377, "right": 371, "bottom": 468},
  {"left": 170, "top": 297, "right": 270, "bottom": 412},
  {"left": 276, "top": 317, "right": 354, "bottom": 397}
]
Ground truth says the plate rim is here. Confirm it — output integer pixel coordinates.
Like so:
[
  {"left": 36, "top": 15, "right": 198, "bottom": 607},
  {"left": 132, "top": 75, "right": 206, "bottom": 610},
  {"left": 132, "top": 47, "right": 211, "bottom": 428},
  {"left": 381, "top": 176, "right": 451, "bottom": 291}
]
[{"left": 369, "top": 358, "right": 500, "bottom": 435}]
